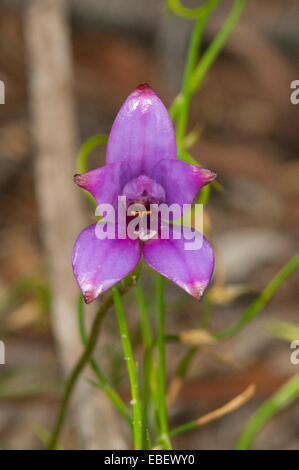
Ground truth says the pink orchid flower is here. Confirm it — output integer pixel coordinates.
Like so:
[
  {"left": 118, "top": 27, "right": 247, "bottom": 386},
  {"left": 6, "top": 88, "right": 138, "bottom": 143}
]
[{"left": 72, "top": 85, "right": 215, "bottom": 303}]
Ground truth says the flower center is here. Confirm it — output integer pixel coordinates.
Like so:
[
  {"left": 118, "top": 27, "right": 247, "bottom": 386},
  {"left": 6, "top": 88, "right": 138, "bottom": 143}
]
[
  {"left": 121, "top": 175, "right": 165, "bottom": 240},
  {"left": 121, "top": 174, "right": 165, "bottom": 212}
]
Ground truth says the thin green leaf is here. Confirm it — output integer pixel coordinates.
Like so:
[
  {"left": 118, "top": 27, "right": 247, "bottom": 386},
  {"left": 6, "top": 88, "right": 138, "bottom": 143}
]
[
  {"left": 167, "top": 0, "right": 217, "bottom": 20},
  {"left": 236, "top": 375, "right": 299, "bottom": 450},
  {"left": 76, "top": 134, "right": 108, "bottom": 206},
  {"left": 77, "top": 293, "right": 131, "bottom": 426},
  {"left": 191, "top": 0, "right": 246, "bottom": 94},
  {"left": 113, "top": 286, "right": 143, "bottom": 449},
  {"left": 267, "top": 321, "right": 299, "bottom": 343},
  {"left": 156, "top": 275, "right": 172, "bottom": 450},
  {"left": 214, "top": 252, "right": 299, "bottom": 339}
]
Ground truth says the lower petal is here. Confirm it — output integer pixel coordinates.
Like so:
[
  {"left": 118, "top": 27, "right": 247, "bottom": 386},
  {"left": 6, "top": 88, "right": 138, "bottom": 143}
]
[
  {"left": 143, "top": 225, "right": 214, "bottom": 299},
  {"left": 72, "top": 223, "right": 141, "bottom": 303}
]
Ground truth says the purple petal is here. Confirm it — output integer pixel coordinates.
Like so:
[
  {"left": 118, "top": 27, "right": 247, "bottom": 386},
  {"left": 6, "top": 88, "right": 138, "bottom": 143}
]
[
  {"left": 106, "top": 84, "right": 177, "bottom": 176},
  {"left": 153, "top": 159, "right": 216, "bottom": 207},
  {"left": 72, "top": 224, "right": 141, "bottom": 303},
  {"left": 74, "top": 162, "right": 131, "bottom": 208},
  {"left": 143, "top": 225, "right": 214, "bottom": 299}
]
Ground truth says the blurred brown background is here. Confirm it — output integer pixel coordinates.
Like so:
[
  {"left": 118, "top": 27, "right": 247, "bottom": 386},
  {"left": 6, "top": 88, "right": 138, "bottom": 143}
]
[{"left": 0, "top": 0, "right": 298, "bottom": 450}]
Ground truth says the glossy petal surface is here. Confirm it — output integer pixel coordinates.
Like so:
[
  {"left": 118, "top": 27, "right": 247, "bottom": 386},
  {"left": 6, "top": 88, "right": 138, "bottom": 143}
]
[
  {"left": 153, "top": 159, "right": 216, "bottom": 207},
  {"left": 143, "top": 224, "right": 214, "bottom": 299},
  {"left": 72, "top": 223, "right": 141, "bottom": 303},
  {"left": 106, "top": 85, "right": 177, "bottom": 176},
  {"left": 74, "top": 162, "right": 131, "bottom": 209}
]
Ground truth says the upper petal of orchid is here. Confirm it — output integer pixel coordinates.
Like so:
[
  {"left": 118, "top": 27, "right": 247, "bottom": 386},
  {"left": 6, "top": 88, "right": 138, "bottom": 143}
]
[
  {"left": 72, "top": 223, "right": 141, "bottom": 303},
  {"left": 106, "top": 84, "right": 177, "bottom": 176},
  {"left": 74, "top": 161, "right": 131, "bottom": 208},
  {"left": 143, "top": 224, "right": 214, "bottom": 299},
  {"left": 153, "top": 159, "right": 216, "bottom": 207}
]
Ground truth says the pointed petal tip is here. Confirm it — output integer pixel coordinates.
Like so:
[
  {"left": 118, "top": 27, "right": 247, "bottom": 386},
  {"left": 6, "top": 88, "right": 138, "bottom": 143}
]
[
  {"left": 199, "top": 168, "right": 217, "bottom": 184},
  {"left": 82, "top": 282, "right": 104, "bottom": 304},
  {"left": 83, "top": 289, "right": 97, "bottom": 304},
  {"left": 74, "top": 173, "right": 84, "bottom": 187},
  {"left": 186, "top": 280, "right": 209, "bottom": 300},
  {"left": 79, "top": 281, "right": 100, "bottom": 304},
  {"left": 132, "top": 83, "right": 159, "bottom": 106},
  {"left": 143, "top": 229, "right": 214, "bottom": 300},
  {"left": 136, "top": 83, "right": 154, "bottom": 94}
]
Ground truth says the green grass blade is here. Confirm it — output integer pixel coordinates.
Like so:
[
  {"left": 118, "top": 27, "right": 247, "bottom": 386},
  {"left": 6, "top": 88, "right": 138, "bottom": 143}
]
[
  {"left": 236, "top": 375, "right": 299, "bottom": 450},
  {"left": 215, "top": 252, "right": 299, "bottom": 339}
]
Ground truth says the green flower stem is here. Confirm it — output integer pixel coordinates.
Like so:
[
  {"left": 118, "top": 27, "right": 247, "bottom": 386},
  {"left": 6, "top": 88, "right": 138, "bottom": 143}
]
[
  {"left": 170, "top": 294, "right": 212, "bottom": 399},
  {"left": 142, "top": 341, "right": 155, "bottom": 448},
  {"left": 77, "top": 293, "right": 131, "bottom": 426},
  {"left": 151, "top": 358, "right": 161, "bottom": 441},
  {"left": 48, "top": 283, "right": 132, "bottom": 450},
  {"left": 156, "top": 275, "right": 172, "bottom": 450},
  {"left": 177, "top": 147, "right": 199, "bottom": 165},
  {"left": 167, "top": 0, "right": 211, "bottom": 19},
  {"left": 169, "top": 93, "right": 183, "bottom": 121},
  {"left": 236, "top": 375, "right": 299, "bottom": 450},
  {"left": 167, "top": 346, "right": 197, "bottom": 414},
  {"left": 135, "top": 283, "right": 153, "bottom": 447},
  {"left": 198, "top": 183, "right": 211, "bottom": 207},
  {"left": 112, "top": 286, "right": 143, "bottom": 450},
  {"left": 170, "top": 0, "right": 245, "bottom": 145},
  {"left": 169, "top": 417, "right": 198, "bottom": 438},
  {"left": 190, "top": 0, "right": 246, "bottom": 94},
  {"left": 175, "top": 0, "right": 220, "bottom": 148},
  {"left": 175, "top": 16, "right": 206, "bottom": 148},
  {"left": 135, "top": 284, "right": 152, "bottom": 348},
  {"left": 146, "top": 429, "right": 152, "bottom": 450},
  {"left": 214, "top": 252, "right": 299, "bottom": 340},
  {"left": 177, "top": 346, "right": 197, "bottom": 379},
  {"left": 76, "top": 134, "right": 108, "bottom": 173}
]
